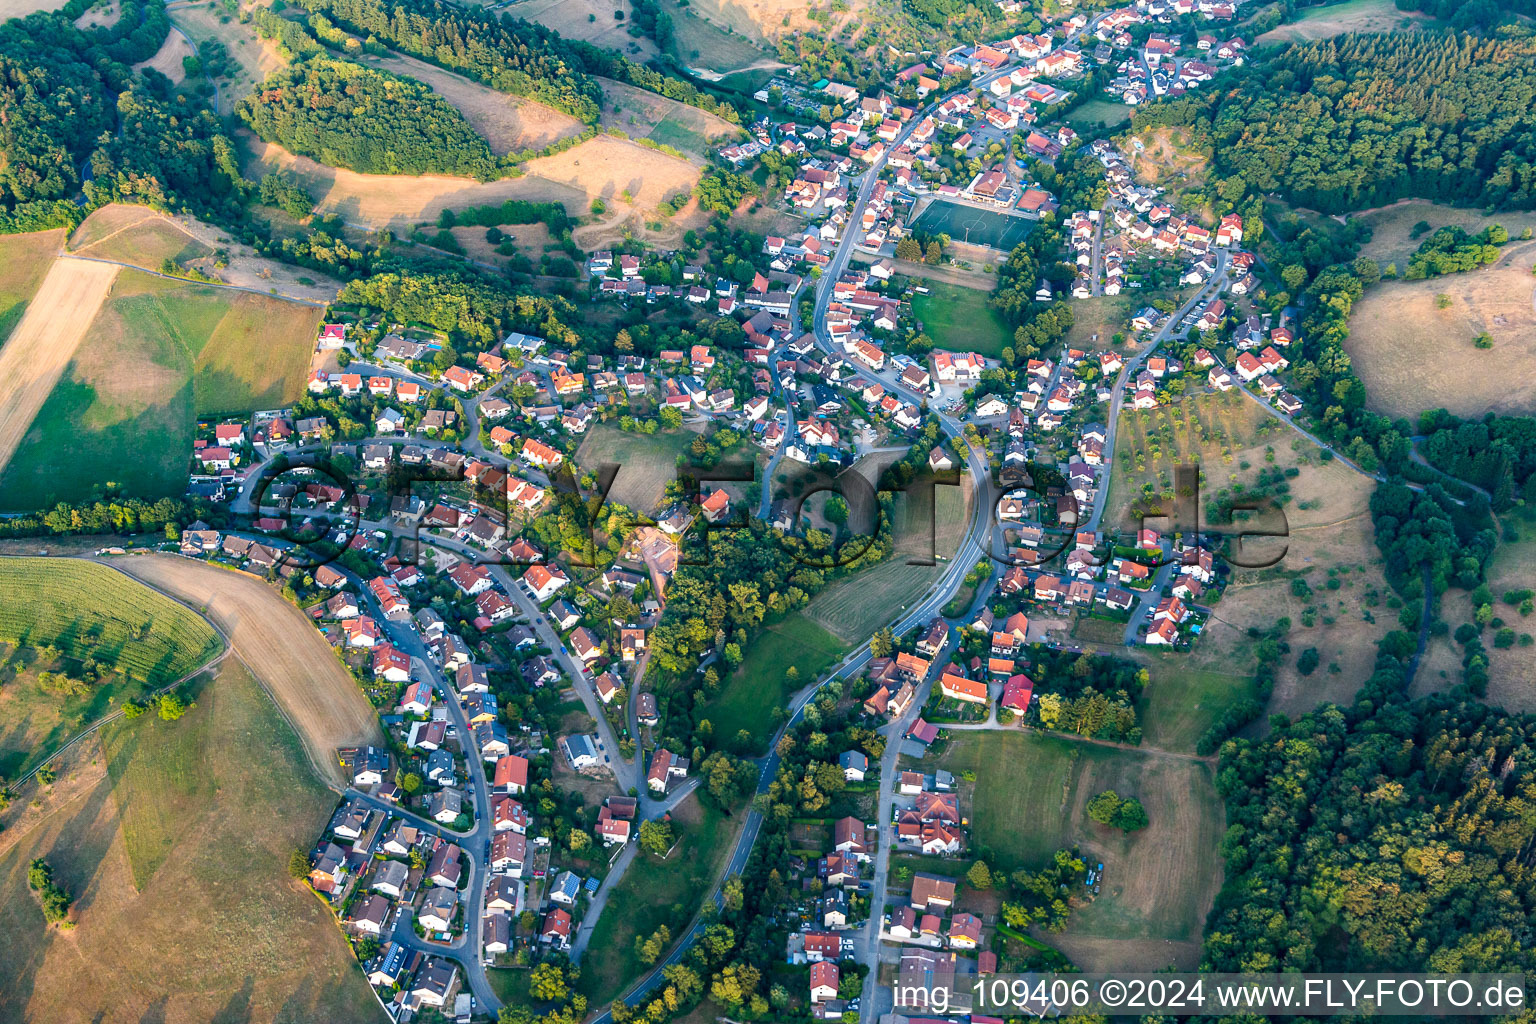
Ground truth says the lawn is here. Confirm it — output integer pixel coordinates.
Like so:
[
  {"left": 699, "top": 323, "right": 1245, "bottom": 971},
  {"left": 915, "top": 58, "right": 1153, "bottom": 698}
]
[
  {"left": 934, "top": 730, "right": 1225, "bottom": 945},
  {"left": 0, "top": 270, "right": 320, "bottom": 507},
  {"left": 576, "top": 422, "right": 701, "bottom": 514},
  {"left": 576, "top": 798, "right": 734, "bottom": 1006},
  {"left": 0, "top": 660, "right": 379, "bottom": 1023},
  {"left": 0, "top": 557, "right": 224, "bottom": 779},
  {"left": 1136, "top": 658, "right": 1256, "bottom": 752},
  {"left": 0, "top": 229, "right": 63, "bottom": 346},
  {"left": 910, "top": 280, "right": 1013, "bottom": 358},
  {"left": 703, "top": 613, "right": 848, "bottom": 751},
  {"left": 1068, "top": 98, "right": 1131, "bottom": 131},
  {"left": 803, "top": 483, "right": 968, "bottom": 643}
]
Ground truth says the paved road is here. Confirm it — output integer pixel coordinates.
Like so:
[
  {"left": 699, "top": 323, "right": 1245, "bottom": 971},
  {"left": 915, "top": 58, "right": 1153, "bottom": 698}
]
[{"left": 347, "top": 565, "right": 501, "bottom": 1011}]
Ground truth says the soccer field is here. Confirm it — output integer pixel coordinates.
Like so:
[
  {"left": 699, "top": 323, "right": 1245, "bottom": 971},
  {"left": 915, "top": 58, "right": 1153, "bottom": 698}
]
[{"left": 912, "top": 199, "right": 1036, "bottom": 251}]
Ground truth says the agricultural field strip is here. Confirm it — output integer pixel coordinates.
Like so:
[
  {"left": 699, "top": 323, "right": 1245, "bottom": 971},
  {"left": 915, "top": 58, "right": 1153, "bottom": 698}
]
[
  {"left": 0, "top": 258, "right": 119, "bottom": 478},
  {"left": 103, "top": 553, "right": 385, "bottom": 790}
]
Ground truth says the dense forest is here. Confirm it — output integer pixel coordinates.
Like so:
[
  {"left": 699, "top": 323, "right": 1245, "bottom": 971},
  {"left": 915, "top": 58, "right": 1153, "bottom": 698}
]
[
  {"left": 292, "top": 0, "right": 740, "bottom": 126},
  {"left": 239, "top": 58, "right": 499, "bottom": 179},
  {"left": 293, "top": 0, "right": 604, "bottom": 121},
  {"left": 1132, "top": 32, "right": 1536, "bottom": 213},
  {"left": 1205, "top": 693, "right": 1536, "bottom": 973},
  {"left": 0, "top": 0, "right": 251, "bottom": 228}
]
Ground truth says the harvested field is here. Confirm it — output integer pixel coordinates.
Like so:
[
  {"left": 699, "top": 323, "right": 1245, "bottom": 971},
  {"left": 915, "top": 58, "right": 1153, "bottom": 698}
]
[
  {"left": 167, "top": 0, "right": 287, "bottom": 114},
  {"left": 1257, "top": 0, "right": 1425, "bottom": 43},
  {"left": 243, "top": 135, "right": 589, "bottom": 229},
  {"left": 0, "top": 659, "right": 381, "bottom": 1024},
  {"left": 0, "top": 229, "right": 65, "bottom": 345},
  {"left": 102, "top": 554, "right": 384, "bottom": 789},
  {"left": 133, "top": 24, "right": 197, "bottom": 84},
  {"left": 935, "top": 731, "right": 1224, "bottom": 958},
  {"left": 0, "top": 269, "right": 322, "bottom": 506},
  {"left": 1355, "top": 200, "right": 1536, "bottom": 269},
  {"left": 1345, "top": 240, "right": 1536, "bottom": 419},
  {"left": 359, "top": 49, "right": 586, "bottom": 155},
  {"left": 522, "top": 135, "right": 703, "bottom": 209},
  {"left": 511, "top": 0, "right": 659, "bottom": 60},
  {"left": 0, "top": 0, "right": 67, "bottom": 19},
  {"left": 0, "top": 258, "right": 119, "bottom": 480}
]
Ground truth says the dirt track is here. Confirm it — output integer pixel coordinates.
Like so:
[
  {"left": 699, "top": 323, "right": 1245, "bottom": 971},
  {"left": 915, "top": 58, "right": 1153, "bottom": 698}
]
[
  {"left": 0, "top": 257, "right": 119, "bottom": 477},
  {"left": 103, "top": 554, "right": 384, "bottom": 789}
]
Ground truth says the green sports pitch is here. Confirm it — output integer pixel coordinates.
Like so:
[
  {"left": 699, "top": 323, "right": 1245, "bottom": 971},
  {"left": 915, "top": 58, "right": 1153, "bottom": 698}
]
[{"left": 911, "top": 198, "right": 1036, "bottom": 251}]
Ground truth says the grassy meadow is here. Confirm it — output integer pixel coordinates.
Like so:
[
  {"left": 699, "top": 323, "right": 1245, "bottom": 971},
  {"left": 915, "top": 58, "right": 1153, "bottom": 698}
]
[
  {"left": 934, "top": 730, "right": 1224, "bottom": 950},
  {"left": 0, "top": 558, "right": 223, "bottom": 779},
  {"left": 703, "top": 614, "right": 848, "bottom": 751},
  {"left": 0, "top": 660, "right": 379, "bottom": 1023},
  {"left": 577, "top": 798, "right": 733, "bottom": 1006}
]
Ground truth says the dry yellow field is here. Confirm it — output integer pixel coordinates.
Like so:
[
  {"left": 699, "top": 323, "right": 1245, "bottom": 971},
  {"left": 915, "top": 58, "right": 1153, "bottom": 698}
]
[
  {"left": 358, "top": 49, "right": 586, "bottom": 155},
  {"left": 243, "top": 135, "right": 590, "bottom": 229},
  {"left": 0, "top": 661, "right": 380, "bottom": 1024},
  {"left": 71, "top": 204, "right": 212, "bottom": 266},
  {"left": 132, "top": 24, "right": 197, "bottom": 83},
  {"left": 522, "top": 135, "right": 703, "bottom": 208},
  {"left": 0, "top": 0, "right": 67, "bottom": 19},
  {"left": 682, "top": 0, "right": 853, "bottom": 41},
  {"left": 102, "top": 554, "right": 384, "bottom": 789},
  {"left": 0, "top": 258, "right": 120, "bottom": 477},
  {"left": 597, "top": 75, "right": 741, "bottom": 154},
  {"left": 168, "top": 0, "right": 287, "bottom": 114},
  {"left": 1197, "top": 457, "right": 1391, "bottom": 716},
  {"left": 1345, "top": 241, "right": 1536, "bottom": 419},
  {"left": 1355, "top": 200, "right": 1536, "bottom": 269},
  {"left": 74, "top": 0, "right": 119, "bottom": 27},
  {"left": 512, "top": 0, "right": 660, "bottom": 60}
]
